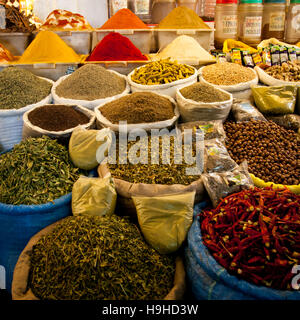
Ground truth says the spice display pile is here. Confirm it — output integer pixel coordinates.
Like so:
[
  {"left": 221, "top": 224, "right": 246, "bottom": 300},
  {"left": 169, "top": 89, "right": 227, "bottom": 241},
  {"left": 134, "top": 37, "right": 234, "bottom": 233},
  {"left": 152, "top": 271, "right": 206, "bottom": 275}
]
[
  {"left": 157, "top": 6, "right": 210, "bottom": 29},
  {"left": 0, "top": 67, "right": 52, "bottom": 110},
  {"left": 40, "top": 9, "right": 92, "bottom": 31},
  {"left": 131, "top": 59, "right": 195, "bottom": 85},
  {"left": 28, "top": 105, "right": 90, "bottom": 132},
  {"left": 0, "top": 136, "right": 82, "bottom": 205},
  {"left": 265, "top": 61, "right": 300, "bottom": 82},
  {"left": 99, "top": 92, "right": 174, "bottom": 124},
  {"left": 200, "top": 187, "right": 300, "bottom": 290},
  {"left": 0, "top": 43, "right": 14, "bottom": 63},
  {"left": 99, "top": 8, "right": 149, "bottom": 29},
  {"left": 224, "top": 120, "right": 300, "bottom": 186},
  {"left": 17, "top": 31, "right": 80, "bottom": 64},
  {"left": 55, "top": 64, "right": 126, "bottom": 101},
  {"left": 29, "top": 215, "right": 175, "bottom": 300},
  {"left": 154, "top": 35, "right": 215, "bottom": 63},
  {"left": 202, "top": 62, "right": 256, "bottom": 85},
  {"left": 180, "top": 83, "right": 230, "bottom": 103},
  {"left": 108, "top": 136, "right": 200, "bottom": 185},
  {"left": 87, "top": 32, "right": 147, "bottom": 62}
]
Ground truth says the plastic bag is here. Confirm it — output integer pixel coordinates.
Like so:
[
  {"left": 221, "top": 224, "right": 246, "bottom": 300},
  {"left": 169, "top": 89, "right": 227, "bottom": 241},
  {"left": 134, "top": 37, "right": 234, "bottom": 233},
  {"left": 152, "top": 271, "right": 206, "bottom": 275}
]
[
  {"left": 204, "top": 138, "right": 238, "bottom": 173},
  {"left": 257, "top": 38, "right": 299, "bottom": 51},
  {"left": 72, "top": 176, "right": 117, "bottom": 217},
  {"left": 202, "top": 161, "right": 254, "bottom": 207},
  {"left": 232, "top": 99, "right": 267, "bottom": 122},
  {"left": 267, "top": 114, "right": 300, "bottom": 131},
  {"left": 132, "top": 192, "right": 195, "bottom": 254},
  {"left": 252, "top": 85, "right": 297, "bottom": 115},
  {"left": 69, "top": 127, "right": 112, "bottom": 170},
  {"left": 222, "top": 39, "right": 257, "bottom": 54},
  {"left": 177, "top": 120, "right": 226, "bottom": 142}
]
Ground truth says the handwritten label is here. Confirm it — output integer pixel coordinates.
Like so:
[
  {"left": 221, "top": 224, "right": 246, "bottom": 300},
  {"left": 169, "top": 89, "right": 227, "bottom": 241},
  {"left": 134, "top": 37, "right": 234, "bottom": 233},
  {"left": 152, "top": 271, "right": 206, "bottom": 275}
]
[
  {"left": 222, "top": 15, "right": 238, "bottom": 35},
  {"left": 269, "top": 12, "right": 285, "bottom": 31},
  {"left": 244, "top": 16, "right": 262, "bottom": 37}
]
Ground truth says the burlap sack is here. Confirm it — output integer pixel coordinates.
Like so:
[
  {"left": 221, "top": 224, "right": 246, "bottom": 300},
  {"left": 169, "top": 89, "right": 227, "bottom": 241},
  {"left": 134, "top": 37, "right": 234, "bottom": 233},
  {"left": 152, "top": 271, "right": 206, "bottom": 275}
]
[
  {"left": 98, "top": 164, "right": 205, "bottom": 218},
  {"left": 12, "top": 219, "right": 186, "bottom": 300}
]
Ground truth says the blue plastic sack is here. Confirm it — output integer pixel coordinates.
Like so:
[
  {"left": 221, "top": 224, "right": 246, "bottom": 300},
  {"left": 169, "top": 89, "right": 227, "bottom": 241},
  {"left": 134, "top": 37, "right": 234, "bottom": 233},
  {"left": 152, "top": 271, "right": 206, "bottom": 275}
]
[
  {"left": 185, "top": 202, "right": 300, "bottom": 300},
  {"left": 0, "top": 148, "right": 97, "bottom": 294}
]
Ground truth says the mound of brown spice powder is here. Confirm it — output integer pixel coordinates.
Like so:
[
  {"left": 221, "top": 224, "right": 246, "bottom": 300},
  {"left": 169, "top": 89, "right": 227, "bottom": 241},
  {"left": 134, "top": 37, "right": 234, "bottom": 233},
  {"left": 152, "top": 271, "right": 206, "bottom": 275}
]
[
  {"left": 99, "top": 92, "right": 175, "bottom": 124},
  {"left": 55, "top": 64, "right": 126, "bottom": 101},
  {"left": 28, "top": 105, "right": 90, "bottom": 131}
]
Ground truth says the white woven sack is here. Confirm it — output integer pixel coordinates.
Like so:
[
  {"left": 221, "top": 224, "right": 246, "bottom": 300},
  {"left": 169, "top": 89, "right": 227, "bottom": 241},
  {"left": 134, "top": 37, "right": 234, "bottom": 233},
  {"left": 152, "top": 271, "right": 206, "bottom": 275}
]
[
  {"left": 94, "top": 93, "right": 180, "bottom": 131},
  {"left": 254, "top": 66, "right": 300, "bottom": 87},
  {"left": 127, "top": 65, "right": 198, "bottom": 98},
  {"left": 198, "top": 66, "right": 259, "bottom": 92},
  {"left": 51, "top": 70, "right": 130, "bottom": 110},
  {"left": 0, "top": 77, "right": 54, "bottom": 152},
  {"left": 176, "top": 86, "right": 233, "bottom": 123},
  {"left": 22, "top": 104, "right": 96, "bottom": 140}
]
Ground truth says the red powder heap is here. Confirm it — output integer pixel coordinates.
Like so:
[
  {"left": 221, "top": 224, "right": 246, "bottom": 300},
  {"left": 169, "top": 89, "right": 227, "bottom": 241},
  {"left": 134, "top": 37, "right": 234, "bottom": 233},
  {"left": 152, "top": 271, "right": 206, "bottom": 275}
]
[
  {"left": 87, "top": 32, "right": 148, "bottom": 61},
  {"left": 100, "top": 9, "right": 149, "bottom": 29}
]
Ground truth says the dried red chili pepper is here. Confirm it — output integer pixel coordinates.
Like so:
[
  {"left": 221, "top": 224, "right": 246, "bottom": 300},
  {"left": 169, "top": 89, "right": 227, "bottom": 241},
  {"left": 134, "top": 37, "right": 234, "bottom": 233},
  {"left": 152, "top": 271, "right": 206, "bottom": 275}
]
[{"left": 200, "top": 187, "right": 300, "bottom": 291}]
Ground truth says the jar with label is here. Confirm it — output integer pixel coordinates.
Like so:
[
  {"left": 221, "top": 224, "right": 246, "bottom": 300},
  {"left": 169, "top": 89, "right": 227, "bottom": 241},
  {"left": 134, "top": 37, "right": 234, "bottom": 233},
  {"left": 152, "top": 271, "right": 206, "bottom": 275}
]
[
  {"left": 108, "top": 0, "right": 128, "bottom": 17},
  {"left": 262, "top": 0, "right": 286, "bottom": 41},
  {"left": 214, "top": 0, "right": 238, "bottom": 49},
  {"left": 237, "top": 0, "right": 263, "bottom": 47},
  {"left": 285, "top": 0, "right": 300, "bottom": 44},
  {"left": 151, "top": 0, "right": 176, "bottom": 24},
  {"left": 176, "top": 0, "right": 198, "bottom": 11},
  {"left": 128, "top": 0, "right": 152, "bottom": 23}
]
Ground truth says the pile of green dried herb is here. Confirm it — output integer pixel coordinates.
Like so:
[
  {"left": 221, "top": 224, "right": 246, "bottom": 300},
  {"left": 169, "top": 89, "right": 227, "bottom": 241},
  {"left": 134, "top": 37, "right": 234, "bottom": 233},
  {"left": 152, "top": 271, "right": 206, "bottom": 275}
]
[
  {"left": 29, "top": 215, "right": 175, "bottom": 300},
  {"left": 108, "top": 136, "right": 201, "bottom": 185},
  {"left": 99, "top": 92, "right": 175, "bottom": 124},
  {"left": 0, "top": 67, "right": 52, "bottom": 110},
  {"left": 0, "top": 136, "right": 82, "bottom": 205},
  {"left": 180, "top": 82, "right": 230, "bottom": 103},
  {"left": 55, "top": 64, "right": 126, "bottom": 101}
]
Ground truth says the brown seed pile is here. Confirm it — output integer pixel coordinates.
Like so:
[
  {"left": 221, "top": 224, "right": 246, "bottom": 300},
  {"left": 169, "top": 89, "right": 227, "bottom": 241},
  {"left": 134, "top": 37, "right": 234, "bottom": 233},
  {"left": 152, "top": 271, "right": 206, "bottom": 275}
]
[
  {"left": 202, "top": 62, "right": 256, "bottom": 86},
  {"left": 224, "top": 120, "right": 300, "bottom": 185},
  {"left": 99, "top": 92, "right": 175, "bottom": 124},
  {"left": 265, "top": 61, "right": 300, "bottom": 82},
  {"left": 180, "top": 82, "right": 230, "bottom": 103},
  {"left": 56, "top": 64, "right": 126, "bottom": 101},
  {"left": 28, "top": 105, "right": 90, "bottom": 131}
]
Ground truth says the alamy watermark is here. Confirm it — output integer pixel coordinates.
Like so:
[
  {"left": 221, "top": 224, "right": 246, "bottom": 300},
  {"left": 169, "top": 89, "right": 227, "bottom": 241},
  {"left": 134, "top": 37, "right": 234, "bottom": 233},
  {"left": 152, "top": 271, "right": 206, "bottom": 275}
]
[{"left": 95, "top": 122, "right": 204, "bottom": 176}]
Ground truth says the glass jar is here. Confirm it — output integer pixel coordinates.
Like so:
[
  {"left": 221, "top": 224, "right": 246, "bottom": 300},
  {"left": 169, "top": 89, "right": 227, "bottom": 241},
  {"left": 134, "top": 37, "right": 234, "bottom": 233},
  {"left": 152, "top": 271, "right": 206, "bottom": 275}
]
[
  {"left": 262, "top": 0, "right": 286, "bottom": 41},
  {"left": 176, "top": 0, "right": 198, "bottom": 11},
  {"left": 128, "top": 0, "right": 152, "bottom": 23},
  {"left": 108, "top": 0, "right": 128, "bottom": 18},
  {"left": 237, "top": 0, "right": 263, "bottom": 47},
  {"left": 214, "top": 0, "right": 238, "bottom": 49},
  {"left": 285, "top": 0, "right": 300, "bottom": 44},
  {"left": 151, "top": 0, "right": 176, "bottom": 24}
]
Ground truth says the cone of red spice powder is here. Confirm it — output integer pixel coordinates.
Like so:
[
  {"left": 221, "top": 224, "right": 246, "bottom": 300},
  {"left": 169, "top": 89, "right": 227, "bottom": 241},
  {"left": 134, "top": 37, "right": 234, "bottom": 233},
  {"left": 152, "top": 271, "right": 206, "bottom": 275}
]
[{"left": 87, "top": 32, "right": 148, "bottom": 61}]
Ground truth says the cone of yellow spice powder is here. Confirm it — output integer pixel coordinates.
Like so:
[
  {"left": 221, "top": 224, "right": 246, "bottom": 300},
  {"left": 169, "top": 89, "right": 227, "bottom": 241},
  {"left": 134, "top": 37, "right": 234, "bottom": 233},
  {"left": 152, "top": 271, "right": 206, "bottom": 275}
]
[
  {"left": 157, "top": 6, "right": 210, "bottom": 29},
  {"left": 17, "top": 31, "right": 81, "bottom": 64}
]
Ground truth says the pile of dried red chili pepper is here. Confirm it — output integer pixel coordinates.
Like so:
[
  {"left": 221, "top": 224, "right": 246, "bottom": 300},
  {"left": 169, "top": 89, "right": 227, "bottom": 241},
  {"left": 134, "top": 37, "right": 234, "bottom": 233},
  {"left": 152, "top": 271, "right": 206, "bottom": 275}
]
[{"left": 200, "top": 187, "right": 300, "bottom": 290}]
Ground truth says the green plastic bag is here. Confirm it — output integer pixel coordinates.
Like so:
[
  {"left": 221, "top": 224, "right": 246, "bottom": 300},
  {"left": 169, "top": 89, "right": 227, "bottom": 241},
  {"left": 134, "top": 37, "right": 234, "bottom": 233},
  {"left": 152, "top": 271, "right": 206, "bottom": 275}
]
[
  {"left": 132, "top": 192, "right": 195, "bottom": 254},
  {"left": 72, "top": 176, "right": 117, "bottom": 217},
  {"left": 252, "top": 85, "right": 297, "bottom": 115}
]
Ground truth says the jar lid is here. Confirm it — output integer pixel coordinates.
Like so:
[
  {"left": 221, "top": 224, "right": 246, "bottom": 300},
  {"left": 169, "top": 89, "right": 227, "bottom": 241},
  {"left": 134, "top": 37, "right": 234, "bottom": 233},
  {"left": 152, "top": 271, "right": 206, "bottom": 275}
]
[
  {"left": 264, "top": 0, "right": 286, "bottom": 3},
  {"left": 239, "top": 0, "right": 262, "bottom": 3},
  {"left": 291, "top": 0, "right": 300, "bottom": 3},
  {"left": 217, "top": 0, "right": 238, "bottom": 3}
]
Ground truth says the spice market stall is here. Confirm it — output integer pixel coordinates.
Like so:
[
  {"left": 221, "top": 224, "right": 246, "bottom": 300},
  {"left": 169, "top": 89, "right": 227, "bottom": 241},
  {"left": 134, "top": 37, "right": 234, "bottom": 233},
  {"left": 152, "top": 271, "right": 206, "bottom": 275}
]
[{"left": 0, "top": 0, "right": 298, "bottom": 302}]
